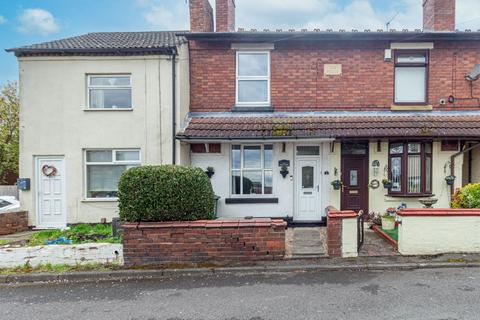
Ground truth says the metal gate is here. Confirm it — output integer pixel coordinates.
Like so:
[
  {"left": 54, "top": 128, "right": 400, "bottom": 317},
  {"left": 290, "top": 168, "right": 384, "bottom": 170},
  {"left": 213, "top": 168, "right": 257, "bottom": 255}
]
[{"left": 357, "top": 211, "right": 365, "bottom": 252}]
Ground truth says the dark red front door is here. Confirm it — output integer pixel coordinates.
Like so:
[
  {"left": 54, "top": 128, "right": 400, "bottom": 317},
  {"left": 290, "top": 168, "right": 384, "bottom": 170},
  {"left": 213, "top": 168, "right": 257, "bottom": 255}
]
[{"left": 341, "top": 152, "right": 369, "bottom": 213}]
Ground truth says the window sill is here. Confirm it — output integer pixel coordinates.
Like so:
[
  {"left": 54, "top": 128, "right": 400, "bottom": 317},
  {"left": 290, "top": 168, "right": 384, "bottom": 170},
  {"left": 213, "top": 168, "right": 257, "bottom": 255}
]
[
  {"left": 225, "top": 197, "right": 279, "bottom": 204},
  {"left": 83, "top": 108, "right": 133, "bottom": 112},
  {"left": 386, "top": 193, "right": 435, "bottom": 198},
  {"left": 81, "top": 198, "right": 118, "bottom": 202},
  {"left": 390, "top": 105, "right": 433, "bottom": 111},
  {"left": 232, "top": 106, "right": 274, "bottom": 113}
]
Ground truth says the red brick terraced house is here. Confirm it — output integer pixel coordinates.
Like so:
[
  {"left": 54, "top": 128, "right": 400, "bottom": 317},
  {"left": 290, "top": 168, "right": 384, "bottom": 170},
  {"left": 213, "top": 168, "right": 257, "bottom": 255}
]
[{"left": 177, "top": 0, "right": 480, "bottom": 222}]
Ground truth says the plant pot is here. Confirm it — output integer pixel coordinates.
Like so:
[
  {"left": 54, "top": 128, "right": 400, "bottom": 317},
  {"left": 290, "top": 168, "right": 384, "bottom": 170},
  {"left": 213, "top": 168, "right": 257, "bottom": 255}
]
[
  {"left": 446, "top": 179, "right": 455, "bottom": 186},
  {"left": 383, "top": 182, "right": 393, "bottom": 189},
  {"left": 381, "top": 216, "right": 395, "bottom": 231},
  {"left": 331, "top": 180, "right": 342, "bottom": 190}
]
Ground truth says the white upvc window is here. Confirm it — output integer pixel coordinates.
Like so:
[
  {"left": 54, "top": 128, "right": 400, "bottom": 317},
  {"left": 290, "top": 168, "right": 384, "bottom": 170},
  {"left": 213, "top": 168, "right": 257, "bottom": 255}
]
[
  {"left": 394, "top": 51, "right": 428, "bottom": 104},
  {"left": 85, "top": 149, "right": 140, "bottom": 199},
  {"left": 87, "top": 75, "right": 132, "bottom": 109},
  {"left": 236, "top": 51, "right": 270, "bottom": 106},
  {"left": 231, "top": 144, "right": 273, "bottom": 196}
]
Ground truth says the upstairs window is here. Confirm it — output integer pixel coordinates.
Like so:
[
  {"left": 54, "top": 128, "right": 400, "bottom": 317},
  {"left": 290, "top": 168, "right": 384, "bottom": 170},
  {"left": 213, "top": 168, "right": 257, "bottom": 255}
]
[
  {"left": 236, "top": 52, "right": 270, "bottom": 106},
  {"left": 87, "top": 75, "right": 132, "bottom": 109},
  {"left": 394, "top": 51, "right": 428, "bottom": 104},
  {"left": 389, "top": 142, "right": 432, "bottom": 196}
]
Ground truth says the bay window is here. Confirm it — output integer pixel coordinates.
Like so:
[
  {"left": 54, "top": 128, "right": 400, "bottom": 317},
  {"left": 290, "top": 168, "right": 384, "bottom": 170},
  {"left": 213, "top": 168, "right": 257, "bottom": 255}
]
[
  {"left": 394, "top": 51, "right": 428, "bottom": 104},
  {"left": 87, "top": 75, "right": 132, "bottom": 109},
  {"left": 85, "top": 149, "right": 140, "bottom": 199},
  {"left": 231, "top": 145, "right": 273, "bottom": 195},
  {"left": 236, "top": 52, "right": 270, "bottom": 106},
  {"left": 389, "top": 142, "right": 432, "bottom": 196}
]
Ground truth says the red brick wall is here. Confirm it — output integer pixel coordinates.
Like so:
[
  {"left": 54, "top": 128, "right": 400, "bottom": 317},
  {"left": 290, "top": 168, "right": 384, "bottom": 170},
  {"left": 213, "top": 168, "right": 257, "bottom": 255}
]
[
  {"left": 189, "top": 40, "right": 480, "bottom": 112},
  {"left": 423, "top": 0, "right": 455, "bottom": 31},
  {"left": 326, "top": 207, "right": 357, "bottom": 258},
  {"left": 216, "top": 0, "right": 235, "bottom": 32},
  {"left": 0, "top": 211, "right": 28, "bottom": 236},
  {"left": 122, "top": 219, "right": 287, "bottom": 267},
  {"left": 189, "top": 0, "right": 214, "bottom": 32},
  {"left": 327, "top": 216, "right": 342, "bottom": 258}
]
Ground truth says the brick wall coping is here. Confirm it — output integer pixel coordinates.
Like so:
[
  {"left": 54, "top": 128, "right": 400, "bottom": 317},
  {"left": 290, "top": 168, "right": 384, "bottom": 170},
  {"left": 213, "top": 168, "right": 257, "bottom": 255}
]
[
  {"left": 326, "top": 206, "right": 357, "bottom": 219},
  {"left": 0, "top": 210, "right": 28, "bottom": 215},
  {"left": 122, "top": 218, "right": 287, "bottom": 229},
  {"left": 398, "top": 208, "right": 480, "bottom": 217}
]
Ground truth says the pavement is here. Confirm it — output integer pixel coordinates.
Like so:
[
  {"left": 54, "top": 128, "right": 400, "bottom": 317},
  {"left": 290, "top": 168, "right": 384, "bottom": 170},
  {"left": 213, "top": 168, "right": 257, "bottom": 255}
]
[
  {"left": 1, "top": 252, "right": 480, "bottom": 285},
  {"left": 1, "top": 267, "right": 480, "bottom": 319}
]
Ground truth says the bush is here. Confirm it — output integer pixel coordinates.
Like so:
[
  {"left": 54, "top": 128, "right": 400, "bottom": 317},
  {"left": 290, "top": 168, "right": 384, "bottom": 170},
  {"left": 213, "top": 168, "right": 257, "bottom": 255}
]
[
  {"left": 451, "top": 183, "right": 480, "bottom": 208},
  {"left": 118, "top": 165, "right": 215, "bottom": 222}
]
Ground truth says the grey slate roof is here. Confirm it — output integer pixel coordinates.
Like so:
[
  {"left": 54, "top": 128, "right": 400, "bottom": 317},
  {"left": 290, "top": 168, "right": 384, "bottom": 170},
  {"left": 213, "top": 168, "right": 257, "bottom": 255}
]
[{"left": 6, "top": 31, "right": 188, "bottom": 56}]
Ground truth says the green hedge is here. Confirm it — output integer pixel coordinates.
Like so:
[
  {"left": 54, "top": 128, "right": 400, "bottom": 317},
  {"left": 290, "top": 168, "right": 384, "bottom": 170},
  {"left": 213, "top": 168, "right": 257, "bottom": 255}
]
[
  {"left": 452, "top": 183, "right": 480, "bottom": 208},
  {"left": 118, "top": 165, "right": 215, "bottom": 222}
]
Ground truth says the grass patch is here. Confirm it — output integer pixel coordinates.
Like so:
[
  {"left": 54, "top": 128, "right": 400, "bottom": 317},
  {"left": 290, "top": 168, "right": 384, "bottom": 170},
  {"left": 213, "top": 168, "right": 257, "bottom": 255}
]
[
  {"left": 0, "top": 240, "right": 10, "bottom": 246},
  {"left": 381, "top": 227, "right": 398, "bottom": 242},
  {"left": 28, "top": 224, "right": 121, "bottom": 246},
  {"left": 0, "top": 262, "right": 121, "bottom": 275}
]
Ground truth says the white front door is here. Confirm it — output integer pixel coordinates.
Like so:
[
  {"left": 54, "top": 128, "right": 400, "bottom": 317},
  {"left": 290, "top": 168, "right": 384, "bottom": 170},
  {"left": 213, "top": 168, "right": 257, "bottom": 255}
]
[
  {"left": 295, "top": 158, "right": 321, "bottom": 221},
  {"left": 36, "top": 157, "right": 66, "bottom": 229}
]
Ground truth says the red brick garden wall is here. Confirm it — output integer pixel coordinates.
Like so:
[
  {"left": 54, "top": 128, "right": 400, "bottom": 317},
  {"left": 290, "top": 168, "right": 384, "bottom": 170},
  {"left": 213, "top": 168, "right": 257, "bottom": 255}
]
[
  {"left": 122, "top": 219, "right": 287, "bottom": 267},
  {"left": 189, "top": 40, "right": 480, "bottom": 112},
  {"left": 327, "top": 207, "right": 357, "bottom": 258},
  {"left": 0, "top": 211, "right": 28, "bottom": 236}
]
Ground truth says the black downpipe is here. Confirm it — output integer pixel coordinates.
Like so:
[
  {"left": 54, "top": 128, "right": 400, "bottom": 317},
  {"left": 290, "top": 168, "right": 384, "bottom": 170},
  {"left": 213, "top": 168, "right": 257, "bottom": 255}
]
[{"left": 172, "top": 50, "right": 177, "bottom": 164}]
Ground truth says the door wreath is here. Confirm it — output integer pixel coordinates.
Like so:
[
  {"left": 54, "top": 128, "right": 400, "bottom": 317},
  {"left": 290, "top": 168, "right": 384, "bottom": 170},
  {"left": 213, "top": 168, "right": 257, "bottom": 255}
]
[{"left": 42, "top": 165, "right": 58, "bottom": 177}]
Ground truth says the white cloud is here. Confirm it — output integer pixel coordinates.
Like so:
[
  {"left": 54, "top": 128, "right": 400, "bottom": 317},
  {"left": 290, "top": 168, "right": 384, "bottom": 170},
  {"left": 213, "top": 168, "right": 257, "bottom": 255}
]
[
  {"left": 137, "top": 0, "right": 189, "bottom": 30},
  {"left": 236, "top": 0, "right": 422, "bottom": 30},
  {"left": 17, "top": 9, "right": 59, "bottom": 35},
  {"left": 137, "top": 0, "right": 480, "bottom": 31},
  {"left": 457, "top": 0, "right": 480, "bottom": 30},
  {"left": 0, "top": 15, "right": 6, "bottom": 24}
]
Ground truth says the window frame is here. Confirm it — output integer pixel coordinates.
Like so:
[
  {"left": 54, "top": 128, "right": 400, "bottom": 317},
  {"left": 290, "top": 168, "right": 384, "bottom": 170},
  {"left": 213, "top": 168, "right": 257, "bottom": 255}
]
[
  {"left": 235, "top": 51, "right": 271, "bottom": 107},
  {"left": 393, "top": 50, "right": 429, "bottom": 105},
  {"left": 84, "top": 149, "right": 141, "bottom": 200},
  {"left": 230, "top": 144, "right": 274, "bottom": 197},
  {"left": 86, "top": 74, "right": 133, "bottom": 110},
  {"left": 388, "top": 141, "right": 432, "bottom": 197}
]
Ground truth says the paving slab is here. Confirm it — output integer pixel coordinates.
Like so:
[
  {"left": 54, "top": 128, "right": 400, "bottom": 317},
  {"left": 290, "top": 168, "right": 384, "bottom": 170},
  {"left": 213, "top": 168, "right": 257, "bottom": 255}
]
[{"left": 288, "top": 227, "right": 327, "bottom": 258}]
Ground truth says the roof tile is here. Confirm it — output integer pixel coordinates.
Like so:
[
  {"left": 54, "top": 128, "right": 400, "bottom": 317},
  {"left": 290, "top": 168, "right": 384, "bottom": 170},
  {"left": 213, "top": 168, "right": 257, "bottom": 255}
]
[
  {"left": 7, "top": 31, "right": 187, "bottom": 56},
  {"left": 178, "top": 113, "right": 480, "bottom": 139}
]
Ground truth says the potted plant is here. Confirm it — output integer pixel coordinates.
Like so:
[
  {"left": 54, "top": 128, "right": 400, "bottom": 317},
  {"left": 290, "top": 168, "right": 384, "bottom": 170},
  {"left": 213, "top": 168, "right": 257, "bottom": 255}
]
[
  {"left": 445, "top": 175, "right": 456, "bottom": 186},
  {"left": 381, "top": 214, "right": 396, "bottom": 231},
  {"left": 331, "top": 180, "right": 342, "bottom": 190},
  {"left": 382, "top": 179, "right": 393, "bottom": 189},
  {"left": 205, "top": 166, "right": 215, "bottom": 179}
]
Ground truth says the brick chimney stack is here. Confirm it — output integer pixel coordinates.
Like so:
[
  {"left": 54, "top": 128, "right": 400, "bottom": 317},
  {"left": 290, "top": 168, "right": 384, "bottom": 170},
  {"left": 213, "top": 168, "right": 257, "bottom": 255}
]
[
  {"left": 216, "top": 0, "right": 236, "bottom": 32},
  {"left": 189, "top": 0, "right": 214, "bottom": 32},
  {"left": 423, "top": 0, "right": 456, "bottom": 31}
]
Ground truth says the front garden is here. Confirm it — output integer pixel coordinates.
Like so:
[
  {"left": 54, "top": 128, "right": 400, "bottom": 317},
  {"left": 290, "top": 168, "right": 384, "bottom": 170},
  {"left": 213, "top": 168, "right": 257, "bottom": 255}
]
[{"left": 27, "top": 223, "right": 121, "bottom": 246}]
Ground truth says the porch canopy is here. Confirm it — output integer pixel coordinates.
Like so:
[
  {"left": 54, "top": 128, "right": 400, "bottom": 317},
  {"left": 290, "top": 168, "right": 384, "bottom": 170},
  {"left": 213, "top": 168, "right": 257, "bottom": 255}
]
[{"left": 177, "top": 111, "right": 480, "bottom": 141}]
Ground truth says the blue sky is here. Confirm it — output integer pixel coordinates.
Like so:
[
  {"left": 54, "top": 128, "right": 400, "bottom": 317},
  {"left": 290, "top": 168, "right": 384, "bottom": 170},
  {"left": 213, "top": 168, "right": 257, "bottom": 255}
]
[{"left": 1, "top": 0, "right": 480, "bottom": 86}]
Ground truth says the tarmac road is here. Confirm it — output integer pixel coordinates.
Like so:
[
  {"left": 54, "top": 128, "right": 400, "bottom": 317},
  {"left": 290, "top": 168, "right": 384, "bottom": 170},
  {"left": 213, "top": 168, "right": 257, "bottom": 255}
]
[{"left": 1, "top": 267, "right": 479, "bottom": 320}]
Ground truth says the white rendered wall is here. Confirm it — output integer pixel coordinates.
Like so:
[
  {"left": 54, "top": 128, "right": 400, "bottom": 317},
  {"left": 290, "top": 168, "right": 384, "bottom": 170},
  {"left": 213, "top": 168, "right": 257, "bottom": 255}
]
[
  {"left": 0, "top": 243, "right": 123, "bottom": 268},
  {"left": 18, "top": 45, "right": 189, "bottom": 225},
  {"left": 398, "top": 215, "right": 480, "bottom": 255},
  {"left": 342, "top": 217, "right": 358, "bottom": 257}
]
